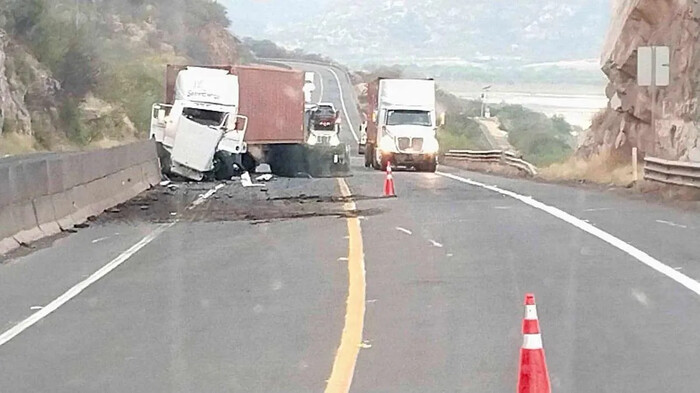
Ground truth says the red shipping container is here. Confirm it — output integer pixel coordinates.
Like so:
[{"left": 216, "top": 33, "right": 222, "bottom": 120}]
[
  {"left": 164, "top": 64, "right": 305, "bottom": 145},
  {"left": 233, "top": 65, "right": 306, "bottom": 145}
]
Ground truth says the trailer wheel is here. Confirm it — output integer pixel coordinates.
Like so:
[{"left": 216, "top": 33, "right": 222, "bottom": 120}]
[{"left": 213, "top": 152, "right": 236, "bottom": 180}]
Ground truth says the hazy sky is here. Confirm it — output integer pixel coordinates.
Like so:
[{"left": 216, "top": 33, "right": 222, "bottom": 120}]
[{"left": 221, "top": 0, "right": 326, "bottom": 38}]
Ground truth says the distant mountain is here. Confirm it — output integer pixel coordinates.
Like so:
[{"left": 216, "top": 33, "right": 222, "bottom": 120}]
[{"left": 223, "top": 0, "right": 610, "bottom": 67}]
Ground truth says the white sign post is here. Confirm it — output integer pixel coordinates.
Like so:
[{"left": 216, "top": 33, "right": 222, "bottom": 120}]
[{"left": 638, "top": 46, "right": 670, "bottom": 148}]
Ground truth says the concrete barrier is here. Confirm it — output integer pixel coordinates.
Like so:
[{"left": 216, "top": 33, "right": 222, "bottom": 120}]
[{"left": 0, "top": 141, "right": 160, "bottom": 255}]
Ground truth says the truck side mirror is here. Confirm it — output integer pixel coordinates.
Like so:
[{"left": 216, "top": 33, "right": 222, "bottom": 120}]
[{"left": 439, "top": 112, "right": 446, "bottom": 127}]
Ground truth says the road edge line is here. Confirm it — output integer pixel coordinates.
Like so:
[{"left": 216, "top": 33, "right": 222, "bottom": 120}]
[
  {"left": 325, "top": 178, "right": 366, "bottom": 393},
  {"left": 0, "top": 222, "right": 175, "bottom": 347},
  {"left": 436, "top": 171, "right": 700, "bottom": 297},
  {"left": 326, "top": 67, "right": 359, "bottom": 143}
]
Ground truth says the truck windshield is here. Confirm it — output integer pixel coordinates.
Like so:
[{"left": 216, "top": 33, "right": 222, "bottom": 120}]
[
  {"left": 386, "top": 110, "right": 432, "bottom": 127},
  {"left": 182, "top": 107, "right": 226, "bottom": 127}
]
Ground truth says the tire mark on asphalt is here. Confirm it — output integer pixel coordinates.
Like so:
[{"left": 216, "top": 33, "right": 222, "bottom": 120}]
[
  {"left": 437, "top": 171, "right": 700, "bottom": 297},
  {"left": 325, "top": 178, "right": 366, "bottom": 393}
]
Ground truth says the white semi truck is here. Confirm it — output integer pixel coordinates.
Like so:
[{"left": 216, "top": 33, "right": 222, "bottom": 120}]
[
  {"left": 150, "top": 67, "right": 248, "bottom": 181},
  {"left": 363, "top": 78, "right": 440, "bottom": 172}
]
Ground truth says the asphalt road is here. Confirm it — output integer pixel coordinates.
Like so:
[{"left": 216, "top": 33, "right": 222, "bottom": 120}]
[{"left": 2, "top": 63, "right": 700, "bottom": 393}]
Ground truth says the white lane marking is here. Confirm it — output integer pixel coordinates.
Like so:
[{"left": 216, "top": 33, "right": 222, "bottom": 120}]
[
  {"left": 656, "top": 220, "right": 688, "bottom": 229},
  {"left": 437, "top": 171, "right": 700, "bottom": 297},
  {"left": 429, "top": 240, "right": 444, "bottom": 248},
  {"left": 584, "top": 208, "right": 613, "bottom": 212},
  {"left": 317, "top": 71, "right": 325, "bottom": 104},
  {"left": 188, "top": 184, "right": 225, "bottom": 210},
  {"left": 326, "top": 67, "right": 359, "bottom": 143},
  {"left": 0, "top": 223, "right": 175, "bottom": 347},
  {"left": 396, "top": 227, "right": 413, "bottom": 235}
]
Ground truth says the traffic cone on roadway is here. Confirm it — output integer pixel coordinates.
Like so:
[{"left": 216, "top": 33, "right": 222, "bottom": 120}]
[
  {"left": 517, "top": 294, "right": 551, "bottom": 393},
  {"left": 384, "top": 162, "right": 396, "bottom": 197}
]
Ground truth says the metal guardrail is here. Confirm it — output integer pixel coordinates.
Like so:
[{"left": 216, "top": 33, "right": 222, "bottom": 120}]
[
  {"left": 444, "top": 149, "right": 538, "bottom": 176},
  {"left": 644, "top": 156, "right": 700, "bottom": 188}
]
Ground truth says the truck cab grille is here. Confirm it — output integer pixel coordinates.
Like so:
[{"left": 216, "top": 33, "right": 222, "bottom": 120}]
[{"left": 397, "top": 137, "right": 424, "bottom": 152}]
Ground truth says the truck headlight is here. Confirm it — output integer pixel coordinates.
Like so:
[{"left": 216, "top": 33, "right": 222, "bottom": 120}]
[{"left": 423, "top": 137, "right": 440, "bottom": 154}]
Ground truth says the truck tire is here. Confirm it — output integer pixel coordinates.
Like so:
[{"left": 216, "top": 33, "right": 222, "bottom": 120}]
[
  {"left": 155, "top": 142, "right": 172, "bottom": 175},
  {"left": 364, "top": 145, "right": 373, "bottom": 168},
  {"left": 213, "top": 151, "right": 236, "bottom": 180},
  {"left": 372, "top": 147, "right": 383, "bottom": 171},
  {"left": 423, "top": 161, "right": 437, "bottom": 173},
  {"left": 240, "top": 152, "right": 257, "bottom": 173}
]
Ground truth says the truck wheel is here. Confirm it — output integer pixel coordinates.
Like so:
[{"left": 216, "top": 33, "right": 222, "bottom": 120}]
[
  {"left": 155, "top": 142, "right": 172, "bottom": 175},
  {"left": 213, "top": 151, "right": 236, "bottom": 180},
  {"left": 364, "top": 145, "right": 373, "bottom": 168},
  {"left": 372, "top": 147, "right": 383, "bottom": 170},
  {"left": 424, "top": 162, "right": 437, "bottom": 173},
  {"left": 240, "top": 152, "right": 256, "bottom": 173}
]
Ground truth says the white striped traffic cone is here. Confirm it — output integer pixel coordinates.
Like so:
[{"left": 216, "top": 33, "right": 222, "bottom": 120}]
[
  {"left": 517, "top": 293, "right": 551, "bottom": 393},
  {"left": 383, "top": 162, "right": 396, "bottom": 197}
]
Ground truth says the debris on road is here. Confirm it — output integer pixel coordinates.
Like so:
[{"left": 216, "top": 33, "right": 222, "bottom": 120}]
[
  {"left": 241, "top": 172, "right": 264, "bottom": 188},
  {"left": 256, "top": 174, "right": 274, "bottom": 182},
  {"left": 74, "top": 223, "right": 90, "bottom": 229},
  {"left": 106, "top": 207, "right": 121, "bottom": 213},
  {"left": 255, "top": 163, "right": 272, "bottom": 174},
  {"left": 159, "top": 180, "right": 171, "bottom": 187}
]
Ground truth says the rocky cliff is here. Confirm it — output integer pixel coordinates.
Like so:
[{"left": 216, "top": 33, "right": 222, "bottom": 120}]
[
  {"left": 0, "top": 30, "right": 61, "bottom": 139},
  {"left": 0, "top": 0, "right": 244, "bottom": 153},
  {"left": 580, "top": 0, "right": 700, "bottom": 162}
]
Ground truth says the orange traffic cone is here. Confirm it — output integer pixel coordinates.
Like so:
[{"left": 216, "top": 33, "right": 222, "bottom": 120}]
[
  {"left": 517, "top": 294, "right": 551, "bottom": 393},
  {"left": 384, "top": 162, "right": 396, "bottom": 197}
]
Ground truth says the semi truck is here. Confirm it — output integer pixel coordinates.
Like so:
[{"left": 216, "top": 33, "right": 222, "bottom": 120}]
[
  {"left": 363, "top": 78, "right": 440, "bottom": 172},
  {"left": 150, "top": 64, "right": 349, "bottom": 180},
  {"left": 149, "top": 66, "right": 249, "bottom": 181}
]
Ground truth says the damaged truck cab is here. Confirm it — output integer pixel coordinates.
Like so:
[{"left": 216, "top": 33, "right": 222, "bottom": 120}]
[{"left": 150, "top": 67, "right": 248, "bottom": 181}]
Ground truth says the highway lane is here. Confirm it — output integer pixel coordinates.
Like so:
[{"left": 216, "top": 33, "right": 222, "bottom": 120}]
[
  {"left": 1, "top": 61, "right": 700, "bottom": 393},
  {"left": 307, "top": 63, "right": 700, "bottom": 392}
]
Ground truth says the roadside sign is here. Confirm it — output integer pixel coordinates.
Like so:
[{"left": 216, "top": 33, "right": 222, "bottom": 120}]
[
  {"left": 637, "top": 46, "right": 670, "bottom": 87},
  {"left": 654, "top": 46, "right": 670, "bottom": 86},
  {"left": 637, "top": 47, "right": 653, "bottom": 86}
]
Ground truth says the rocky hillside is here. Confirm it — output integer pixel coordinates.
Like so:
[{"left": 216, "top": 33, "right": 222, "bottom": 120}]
[
  {"left": 579, "top": 0, "right": 700, "bottom": 162},
  {"left": 232, "top": 0, "right": 609, "bottom": 67},
  {"left": 0, "top": 0, "right": 245, "bottom": 154}
]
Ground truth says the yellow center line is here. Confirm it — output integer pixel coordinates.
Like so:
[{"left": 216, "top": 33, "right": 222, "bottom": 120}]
[{"left": 326, "top": 178, "right": 366, "bottom": 393}]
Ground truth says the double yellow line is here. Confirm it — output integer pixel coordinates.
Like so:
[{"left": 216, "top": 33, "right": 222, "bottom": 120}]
[{"left": 325, "top": 179, "right": 366, "bottom": 393}]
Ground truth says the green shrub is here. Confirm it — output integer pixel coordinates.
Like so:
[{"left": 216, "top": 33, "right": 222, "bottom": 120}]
[{"left": 491, "top": 104, "right": 574, "bottom": 166}]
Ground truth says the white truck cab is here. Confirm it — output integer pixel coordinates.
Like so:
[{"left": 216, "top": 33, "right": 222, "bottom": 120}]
[
  {"left": 150, "top": 67, "right": 248, "bottom": 181},
  {"left": 366, "top": 79, "right": 440, "bottom": 172}
]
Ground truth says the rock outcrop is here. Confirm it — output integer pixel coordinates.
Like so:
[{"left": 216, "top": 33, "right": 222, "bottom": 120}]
[
  {"left": 0, "top": 30, "right": 61, "bottom": 138},
  {"left": 580, "top": 0, "right": 700, "bottom": 162}
]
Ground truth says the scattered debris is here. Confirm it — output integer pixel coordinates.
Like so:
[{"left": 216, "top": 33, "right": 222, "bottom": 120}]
[
  {"left": 159, "top": 180, "right": 172, "bottom": 187},
  {"left": 359, "top": 340, "right": 372, "bottom": 349},
  {"left": 106, "top": 207, "right": 121, "bottom": 213},
  {"left": 140, "top": 205, "right": 150, "bottom": 210},
  {"left": 256, "top": 174, "right": 274, "bottom": 182},
  {"left": 74, "top": 223, "right": 90, "bottom": 229},
  {"left": 241, "top": 172, "right": 264, "bottom": 188},
  {"left": 255, "top": 163, "right": 272, "bottom": 174}
]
